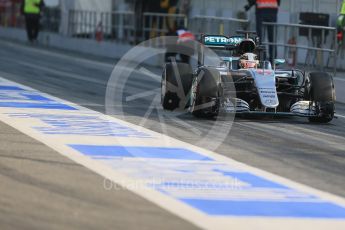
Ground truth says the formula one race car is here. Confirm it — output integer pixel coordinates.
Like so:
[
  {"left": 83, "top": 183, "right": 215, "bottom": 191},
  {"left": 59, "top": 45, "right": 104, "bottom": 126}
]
[{"left": 161, "top": 31, "right": 336, "bottom": 123}]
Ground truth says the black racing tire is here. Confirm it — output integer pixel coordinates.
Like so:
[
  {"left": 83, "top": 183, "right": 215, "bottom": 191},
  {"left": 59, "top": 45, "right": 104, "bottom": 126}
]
[
  {"left": 191, "top": 67, "right": 220, "bottom": 118},
  {"left": 307, "top": 72, "right": 335, "bottom": 123},
  {"left": 161, "top": 62, "right": 192, "bottom": 111}
]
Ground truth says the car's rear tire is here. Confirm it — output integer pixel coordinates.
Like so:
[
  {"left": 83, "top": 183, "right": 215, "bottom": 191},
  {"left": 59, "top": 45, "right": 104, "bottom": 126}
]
[
  {"left": 191, "top": 67, "right": 220, "bottom": 118},
  {"left": 161, "top": 63, "right": 193, "bottom": 111},
  {"left": 306, "top": 72, "right": 335, "bottom": 123}
]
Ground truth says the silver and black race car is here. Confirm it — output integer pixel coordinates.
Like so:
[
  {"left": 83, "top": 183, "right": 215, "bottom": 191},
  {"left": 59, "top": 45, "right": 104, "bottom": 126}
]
[{"left": 161, "top": 31, "right": 336, "bottom": 123}]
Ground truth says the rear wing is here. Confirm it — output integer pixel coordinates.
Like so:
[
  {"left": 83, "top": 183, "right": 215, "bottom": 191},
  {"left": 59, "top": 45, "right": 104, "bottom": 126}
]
[{"left": 201, "top": 35, "right": 244, "bottom": 49}]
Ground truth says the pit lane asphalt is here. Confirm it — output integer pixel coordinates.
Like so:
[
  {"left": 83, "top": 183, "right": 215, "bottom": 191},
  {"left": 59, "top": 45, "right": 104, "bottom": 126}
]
[{"left": 0, "top": 39, "right": 344, "bottom": 229}]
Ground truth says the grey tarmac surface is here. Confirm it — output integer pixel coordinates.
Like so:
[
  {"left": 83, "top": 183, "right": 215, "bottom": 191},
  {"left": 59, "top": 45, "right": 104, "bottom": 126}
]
[{"left": 0, "top": 39, "right": 345, "bottom": 229}]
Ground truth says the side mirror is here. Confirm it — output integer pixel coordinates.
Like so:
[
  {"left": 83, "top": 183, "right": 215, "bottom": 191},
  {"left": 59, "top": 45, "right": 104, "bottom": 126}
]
[
  {"left": 274, "top": 59, "right": 286, "bottom": 66},
  {"left": 273, "top": 59, "right": 286, "bottom": 70}
]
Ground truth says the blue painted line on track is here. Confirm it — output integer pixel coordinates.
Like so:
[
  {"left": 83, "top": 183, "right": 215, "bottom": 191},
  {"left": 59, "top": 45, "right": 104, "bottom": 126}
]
[
  {"left": 0, "top": 86, "right": 25, "bottom": 91},
  {"left": 6, "top": 113, "right": 151, "bottom": 138},
  {"left": 24, "top": 94, "right": 55, "bottom": 102},
  {"left": 68, "top": 144, "right": 345, "bottom": 219},
  {"left": 0, "top": 102, "right": 77, "bottom": 110},
  {"left": 0, "top": 84, "right": 77, "bottom": 110},
  {"left": 180, "top": 199, "right": 345, "bottom": 218},
  {"left": 69, "top": 145, "right": 214, "bottom": 161},
  {"left": 215, "top": 170, "right": 289, "bottom": 189}
]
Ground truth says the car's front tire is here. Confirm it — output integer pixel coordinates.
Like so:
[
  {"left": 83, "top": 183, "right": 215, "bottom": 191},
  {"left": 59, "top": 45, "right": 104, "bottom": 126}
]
[
  {"left": 306, "top": 72, "right": 335, "bottom": 123},
  {"left": 161, "top": 63, "right": 192, "bottom": 111},
  {"left": 191, "top": 67, "right": 220, "bottom": 118}
]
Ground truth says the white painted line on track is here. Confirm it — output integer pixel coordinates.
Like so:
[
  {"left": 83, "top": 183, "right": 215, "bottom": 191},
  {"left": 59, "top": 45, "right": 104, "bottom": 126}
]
[{"left": 337, "top": 114, "right": 345, "bottom": 119}]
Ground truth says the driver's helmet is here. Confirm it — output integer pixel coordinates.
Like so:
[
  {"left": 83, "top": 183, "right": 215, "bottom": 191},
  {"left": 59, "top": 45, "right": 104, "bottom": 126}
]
[{"left": 239, "top": 53, "right": 259, "bottom": 69}]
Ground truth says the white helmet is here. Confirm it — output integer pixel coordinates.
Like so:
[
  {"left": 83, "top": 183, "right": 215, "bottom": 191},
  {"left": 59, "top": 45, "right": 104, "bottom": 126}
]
[{"left": 240, "top": 53, "right": 259, "bottom": 69}]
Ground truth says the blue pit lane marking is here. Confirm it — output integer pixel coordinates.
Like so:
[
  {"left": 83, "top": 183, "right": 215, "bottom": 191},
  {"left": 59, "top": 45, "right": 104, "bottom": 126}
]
[
  {"left": 0, "top": 86, "right": 25, "bottom": 91},
  {"left": 24, "top": 94, "right": 55, "bottom": 102},
  {"left": 215, "top": 170, "right": 289, "bottom": 189},
  {"left": 7, "top": 113, "right": 151, "bottom": 138},
  {"left": 180, "top": 199, "right": 345, "bottom": 218},
  {"left": 69, "top": 144, "right": 345, "bottom": 219},
  {"left": 0, "top": 102, "right": 77, "bottom": 110},
  {"left": 70, "top": 145, "right": 213, "bottom": 161},
  {"left": 0, "top": 85, "right": 77, "bottom": 110}
]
